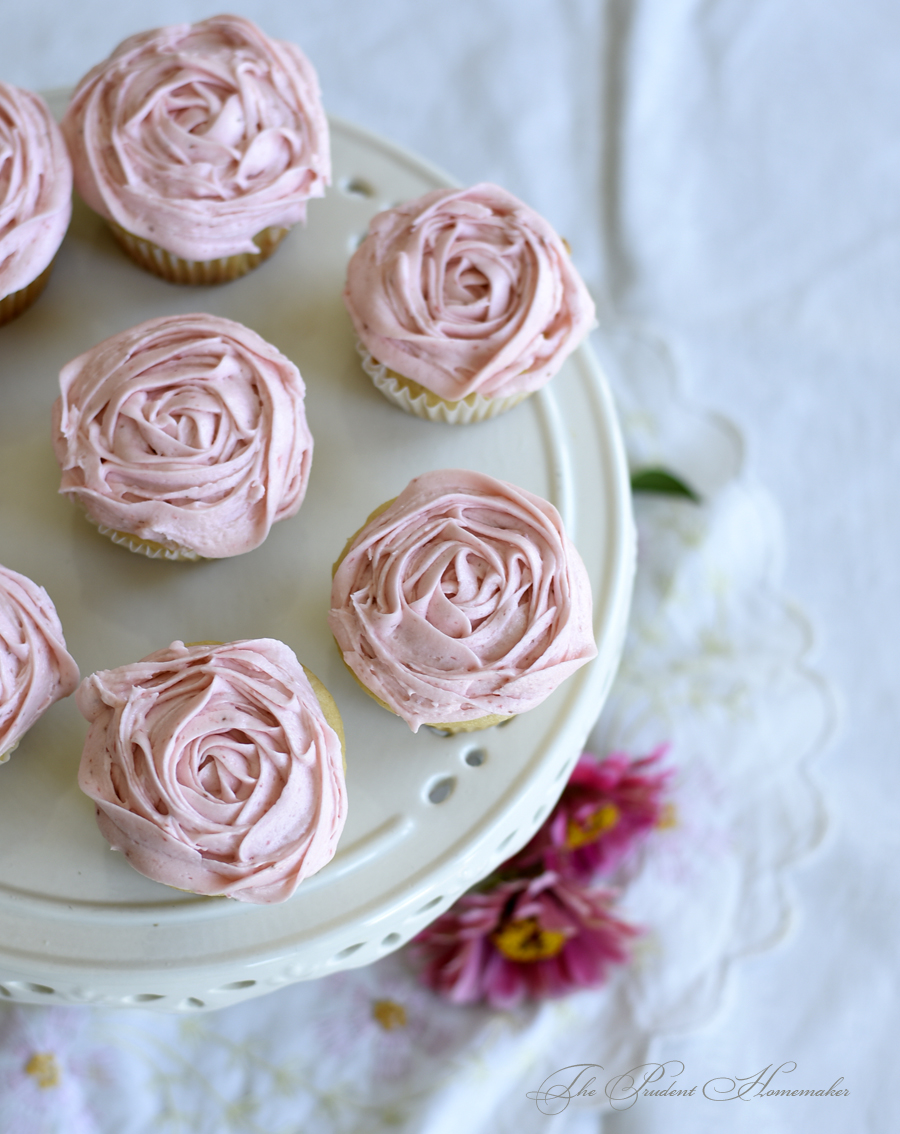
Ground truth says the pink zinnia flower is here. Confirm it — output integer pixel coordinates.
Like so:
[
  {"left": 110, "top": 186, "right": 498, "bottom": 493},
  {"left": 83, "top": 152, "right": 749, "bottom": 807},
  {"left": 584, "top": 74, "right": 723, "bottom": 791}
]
[
  {"left": 414, "top": 872, "right": 637, "bottom": 1009},
  {"left": 515, "top": 747, "right": 673, "bottom": 881}
]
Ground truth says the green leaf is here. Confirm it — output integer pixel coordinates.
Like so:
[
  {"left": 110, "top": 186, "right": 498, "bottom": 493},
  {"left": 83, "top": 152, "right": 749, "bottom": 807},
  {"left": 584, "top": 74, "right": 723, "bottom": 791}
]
[{"left": 630, "top": 467, "right": 701, "bottom": 503}]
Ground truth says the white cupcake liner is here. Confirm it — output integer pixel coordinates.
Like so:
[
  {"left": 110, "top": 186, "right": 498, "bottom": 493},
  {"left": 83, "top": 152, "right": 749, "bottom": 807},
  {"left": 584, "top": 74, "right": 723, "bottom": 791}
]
[
  {"left": 107, "top": 222, "right": 289, "bottom": 286},
  {"left": 357, "top": 343, "right": 531, "bottom": 423},
  {"left": 0, "top": 261, "right": 53, "bottom": 327},
  {"left": 87, "top": 516, "right": 202, "bottom": 562}
]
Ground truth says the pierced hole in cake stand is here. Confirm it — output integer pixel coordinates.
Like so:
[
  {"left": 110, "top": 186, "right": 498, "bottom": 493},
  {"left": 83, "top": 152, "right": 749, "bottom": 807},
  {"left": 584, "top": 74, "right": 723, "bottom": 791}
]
[
  {"left": 416, "top": 895, "right": 444, "bottom": 915},
  {"left": 532, "top": 804, "right": 549, "bottom": 825},
  {"left": 24, "top": 982, "right": 55, "bottom": 995},
  {"left": 463, "top": 747, "right": 487, "bottom": 767},
  {"left": 496, "top": 830, "right": 519, "bottom": 853},
  {"left": 426, "top": 776, "right": 456, "bottom": 804},
  {"left": 334, "top": 942, "right": 366, "bottom": 960},
  {"left": 180, "top": 997, "right": 206, "bottom": 1010},
  {"left": 216, "top": 980, "right": 257, "bottom": 992},
  {"left": 554, "top": 756, "right": 578, "bottom": 783},
  {"left": 130, "top": 993, "right": 165, "bottom": 1003},
  {"left": 340, "top": 176, "right": 377, "bottom": 198},
  {"left": 381, "top": 932, "right": 402, "bottom": 948}
]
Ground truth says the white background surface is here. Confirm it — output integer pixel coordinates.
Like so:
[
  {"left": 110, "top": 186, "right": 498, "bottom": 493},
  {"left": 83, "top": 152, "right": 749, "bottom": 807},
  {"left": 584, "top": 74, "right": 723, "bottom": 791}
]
[{"left": 1, "top": 1, "right": 896, "bottom": 1130}]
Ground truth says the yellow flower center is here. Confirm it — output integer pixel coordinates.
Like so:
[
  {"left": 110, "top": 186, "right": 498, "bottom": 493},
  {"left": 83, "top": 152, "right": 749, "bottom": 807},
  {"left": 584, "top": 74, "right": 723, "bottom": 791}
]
[
  {"left": 371, "top": 999, "right": 408, "bottom": 1031},
  {"left": 491, "top": 917, "right": 568, "bottom": 961},
  {"left": 566, "top": 802, "right": 619, "bottom": 849},
  {"left": 25, "top": 1052, "right": 60, "bottom": 1089}
]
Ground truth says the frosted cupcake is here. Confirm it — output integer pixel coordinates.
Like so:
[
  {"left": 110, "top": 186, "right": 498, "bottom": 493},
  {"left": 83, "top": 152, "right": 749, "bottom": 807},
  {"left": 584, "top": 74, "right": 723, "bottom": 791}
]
[
  {"left": 0, "top": 565, "right": 79, "bottom": 762},
  {"left": 343, "top": 184, "right": 595, "bottom": 423},
  {"left": 77, "top": 639, "right": 347, "bottom": 903},
  {"left": 329, "top": 469, "right": 597, "bottom": 732},
  {"left": 0, "top": 83, "right": 72, "bottom": 326},
  {"left": 62, "top": 15, "right": 330, "bottom": 285},
  {"left": 52, "top": 313, "right": 313, "bottom": 560}
]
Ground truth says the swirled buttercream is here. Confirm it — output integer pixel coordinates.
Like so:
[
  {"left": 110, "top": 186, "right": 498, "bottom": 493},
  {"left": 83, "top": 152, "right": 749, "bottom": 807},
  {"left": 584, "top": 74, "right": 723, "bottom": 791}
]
[
  {"left": 0, "top": 565, "right": 79, "bottom": 760},
  {"left": 0, "top": 83, "right": 72, "bottom": 301},
  {"left": 52, "top": 314, "right": 313, "bottom": 558},
  {"left": 329, "top": 469, "right": 597, "bottom": 732},
  {"left": 343, "top": 184, "right": 595, "bottom": 401},
  {"left": 62, "top": 15, "right": 330, "bottom": 261},
  {"left": 77, "top": 639, "right": 347, "bottom": 903}
]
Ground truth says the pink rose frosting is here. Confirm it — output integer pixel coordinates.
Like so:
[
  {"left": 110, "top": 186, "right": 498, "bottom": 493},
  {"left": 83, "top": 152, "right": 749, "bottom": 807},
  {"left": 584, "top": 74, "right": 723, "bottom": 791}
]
[
  {"left": 0, "top": 565, "right": 79, "bottom": 760},
  {"left": 329, "top": 469, "right": 597, "bottom": 732},
  {"left": 77, "top": 639, "right": 347, "bottom": 904},
  {"left": 62, "top": 15, "right": 330, "bottom": 261},
  {"left": 52, "top": 313, "right": 313, "bottom": 558},
  {"left": 0, "top": 83, "right": 72, "bottom": 301},
  {"left": 343, "top": 184, "right": 596, "bottom": 401}
]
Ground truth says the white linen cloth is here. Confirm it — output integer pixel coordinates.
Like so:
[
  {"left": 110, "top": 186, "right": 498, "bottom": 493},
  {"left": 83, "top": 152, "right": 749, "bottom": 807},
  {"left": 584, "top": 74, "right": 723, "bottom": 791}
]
[{"left": 0, "top": 1, "right": 895, "bottom": 1130}]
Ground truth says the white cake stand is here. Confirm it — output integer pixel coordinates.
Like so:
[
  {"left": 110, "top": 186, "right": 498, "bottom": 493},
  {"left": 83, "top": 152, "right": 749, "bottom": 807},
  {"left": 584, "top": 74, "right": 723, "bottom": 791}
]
[{"left": 0, "top": 107, "right": 634, "bottom": 1011}]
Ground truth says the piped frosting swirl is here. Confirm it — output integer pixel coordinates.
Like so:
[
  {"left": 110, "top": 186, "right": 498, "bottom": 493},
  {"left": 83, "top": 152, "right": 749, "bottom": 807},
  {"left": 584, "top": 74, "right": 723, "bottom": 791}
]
[
  {"left": 62, "top": 15, "right": 330, "bottom": 261},
  {"left": 52, "top": 313, "right": 313, "bottom": 559},
  {"left": 77, "top": 639, "right": 347, "bottom": 904},
  {"left": 0, "top": 83, "right": 72, "bottom": 302},
  {"left": 329, "top": 469, "right": 597, "bottom": 731},
  {"left": 0, "top": 565, "right": 79, "bottom": 760},
  {"left": 343, "top": 184, "right": 595, "bottom": 401}
]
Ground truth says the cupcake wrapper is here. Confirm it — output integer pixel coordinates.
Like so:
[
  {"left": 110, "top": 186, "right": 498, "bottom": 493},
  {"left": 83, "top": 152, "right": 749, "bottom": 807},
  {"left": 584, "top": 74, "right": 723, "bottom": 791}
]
[
  {"left": 0, "top": 741, "right": 19, "bottom": 764},
  {"left": 108, "top": 222, "right": 289, "bottom": 286},
  {"left": 357, "top": 343, "right": 531, "bottom": 424},
  {"left": 0, "top": 262, "right": 54, "bottom": 327},
  {"left": 87, "top": 515, "right": 202, "bottom": 562}
]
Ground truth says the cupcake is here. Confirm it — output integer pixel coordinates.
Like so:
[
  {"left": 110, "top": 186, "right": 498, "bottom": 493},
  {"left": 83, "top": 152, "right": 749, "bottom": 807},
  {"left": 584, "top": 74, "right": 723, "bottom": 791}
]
[
  {"left": 76, "top": 639, "right": 347, "bottom": 904},
  {"left": 61, "top": 15, "right": 330, "bottom": 285},
  {"left": 343, "top": 184, "right": 595, "bottom": 423},
  {"left": 52, "top": 313, "right": 313, "bottom": 560},
  {"left": 328, "top": 469, "right": 597, "bottom": 732},
  {"left": 0, "top": 83, "right": 72, "bottom": 326},
  {"left": 0, "top": 565, "right": 80, "bottom": 761}
]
